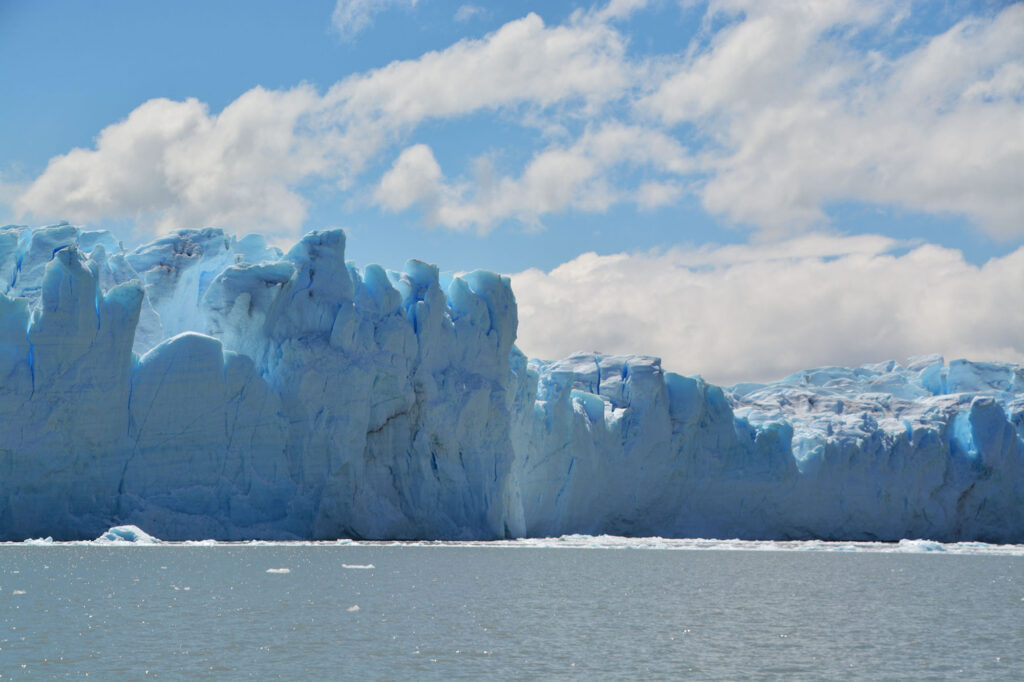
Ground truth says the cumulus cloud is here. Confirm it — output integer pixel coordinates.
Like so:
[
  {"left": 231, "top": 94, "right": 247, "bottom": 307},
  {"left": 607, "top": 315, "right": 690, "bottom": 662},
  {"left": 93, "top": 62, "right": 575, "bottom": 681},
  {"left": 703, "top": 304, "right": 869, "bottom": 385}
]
[
  {"left": 11, "top": 1, "right": 1024, "bottom": 239},
  {"left": 331, "top": 0, "right": 418, "bottom": 41},
  {"left": 643, "top": 0, "right": 1024, "bottom": 237},
  {"left": 324, "top": 12, "right": 631, "bottom": 126},
  {"left": 374, "top": 144, "right": 442, "bottom": 212},
  {"left": 15, "top": 10, "right": 632, "bottom": 240},
  {"left": 511, "top": 235, "right": 1024, "bottom": 385},
  {"left": 374, "top": 124, "right": 692, "bottom": 231},
  {"left": 369, "top": 0, "right": 1024, "bottom": 237},
  {"left": 322, "top": 10, "right": 636, "bottom": 191},
  {"left": 15, "top": 87, "right": 326, "bottom": 240}
]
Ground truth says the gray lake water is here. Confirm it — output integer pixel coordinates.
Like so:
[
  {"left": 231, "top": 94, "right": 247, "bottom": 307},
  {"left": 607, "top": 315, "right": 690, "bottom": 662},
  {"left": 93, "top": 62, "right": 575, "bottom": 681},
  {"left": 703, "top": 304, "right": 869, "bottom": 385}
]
[{"left": 1, "top": 540, "right": 1023, "bottom": 680}]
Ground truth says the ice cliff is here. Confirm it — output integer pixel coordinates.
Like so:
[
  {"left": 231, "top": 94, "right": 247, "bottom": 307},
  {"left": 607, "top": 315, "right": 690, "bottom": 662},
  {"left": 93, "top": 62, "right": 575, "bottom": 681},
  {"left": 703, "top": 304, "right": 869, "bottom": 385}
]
[{"left": 1, "top": 224, "right": 1021, "bottom": 542}]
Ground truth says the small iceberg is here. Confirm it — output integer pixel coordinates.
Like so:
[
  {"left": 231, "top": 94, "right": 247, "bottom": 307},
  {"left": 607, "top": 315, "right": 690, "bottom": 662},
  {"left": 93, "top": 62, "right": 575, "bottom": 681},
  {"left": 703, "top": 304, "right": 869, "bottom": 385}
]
[
  {"left": 265, "top": 568, "right": 291, "bottom": 574},
  {"left": 342, "top": 563, "right": 375, "bottom": 569},
  {"left": 25, "top": 536, "right": 54, "bottom": 545},
  {"left": 95, "top": 525, "right": 162, "bottom": 544},
  {"left": 897, "top": 538, "right": 946, "bottom": 552}
]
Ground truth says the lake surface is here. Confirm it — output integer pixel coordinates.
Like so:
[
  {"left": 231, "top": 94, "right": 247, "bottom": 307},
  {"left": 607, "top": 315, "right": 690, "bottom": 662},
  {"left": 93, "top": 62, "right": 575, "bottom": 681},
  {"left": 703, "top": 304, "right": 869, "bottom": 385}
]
[{"left": 2, "top": 538, "right": 1023, "bottom": 679}]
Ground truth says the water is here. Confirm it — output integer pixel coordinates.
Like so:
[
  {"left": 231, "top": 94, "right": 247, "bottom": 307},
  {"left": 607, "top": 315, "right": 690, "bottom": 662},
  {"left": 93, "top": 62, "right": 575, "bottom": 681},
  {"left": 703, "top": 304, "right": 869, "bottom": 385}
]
[{"left": 2, "top": 540, "right": 1023, "bottom": 679}]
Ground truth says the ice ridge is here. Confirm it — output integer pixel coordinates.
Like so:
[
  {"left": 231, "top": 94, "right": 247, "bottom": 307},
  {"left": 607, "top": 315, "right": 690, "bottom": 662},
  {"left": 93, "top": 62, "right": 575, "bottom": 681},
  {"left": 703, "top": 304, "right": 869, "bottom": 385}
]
[{"left": 0, "top": 224, "right": 1021, "bottom": 542}]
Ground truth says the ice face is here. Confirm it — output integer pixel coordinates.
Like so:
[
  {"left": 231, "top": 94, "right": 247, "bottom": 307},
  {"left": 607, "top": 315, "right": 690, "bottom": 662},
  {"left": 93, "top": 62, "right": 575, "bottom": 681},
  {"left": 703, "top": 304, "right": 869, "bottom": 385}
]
[{"left": 0, "top": 224, "right": 1021, "bottom": 542}]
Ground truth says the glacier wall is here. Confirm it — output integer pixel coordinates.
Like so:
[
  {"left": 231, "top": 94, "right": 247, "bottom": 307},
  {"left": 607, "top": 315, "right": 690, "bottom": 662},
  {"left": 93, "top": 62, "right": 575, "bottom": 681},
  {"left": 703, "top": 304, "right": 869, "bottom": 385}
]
[{"left": 1, "top": 224, "right": 1021, "bottom": 542}]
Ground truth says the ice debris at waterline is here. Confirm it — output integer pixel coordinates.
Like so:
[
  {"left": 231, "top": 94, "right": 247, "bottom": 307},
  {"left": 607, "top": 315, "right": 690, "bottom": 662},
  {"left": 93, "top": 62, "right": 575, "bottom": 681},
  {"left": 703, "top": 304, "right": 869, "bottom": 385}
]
[
  {"left": 95, "top": 525, "right": 161, "bottom": 544},
  {"left": 0, "top": 224, "right": 1021, "bottom": 543}
]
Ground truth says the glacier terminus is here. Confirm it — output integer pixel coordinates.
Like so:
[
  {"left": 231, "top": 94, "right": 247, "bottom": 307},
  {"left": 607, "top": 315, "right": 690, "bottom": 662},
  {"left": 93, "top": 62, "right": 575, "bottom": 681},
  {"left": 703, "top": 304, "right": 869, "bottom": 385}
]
[{"left": 0, "top": 224, "right": 1021, "bottom": 542}]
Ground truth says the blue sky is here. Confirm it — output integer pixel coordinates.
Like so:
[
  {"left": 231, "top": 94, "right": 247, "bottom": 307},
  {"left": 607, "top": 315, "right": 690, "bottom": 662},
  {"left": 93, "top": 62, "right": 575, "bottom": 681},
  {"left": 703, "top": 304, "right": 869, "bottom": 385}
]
[{"left": 1, "top": 0, "right": 1022, "bottom": 383}]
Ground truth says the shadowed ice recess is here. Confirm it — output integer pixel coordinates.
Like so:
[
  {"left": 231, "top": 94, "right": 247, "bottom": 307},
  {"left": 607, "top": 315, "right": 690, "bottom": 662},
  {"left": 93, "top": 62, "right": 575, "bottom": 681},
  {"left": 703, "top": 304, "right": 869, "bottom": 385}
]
[{"left": 0, "top": 224, "right": 1021, "bottom": 542}]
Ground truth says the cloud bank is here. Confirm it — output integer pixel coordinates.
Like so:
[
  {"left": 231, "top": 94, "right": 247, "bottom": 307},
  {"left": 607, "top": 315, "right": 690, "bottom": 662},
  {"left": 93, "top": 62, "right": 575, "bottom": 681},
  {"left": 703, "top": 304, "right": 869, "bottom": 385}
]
[
  {"left": 511, "top": 235, "right": 1024, "bottom": 385},
  {"left": 643, "top": 0, "right": 1024, "bottom": 238},
  {"left": 12, "top": 1, "right": 1023, "bottom": 240}
]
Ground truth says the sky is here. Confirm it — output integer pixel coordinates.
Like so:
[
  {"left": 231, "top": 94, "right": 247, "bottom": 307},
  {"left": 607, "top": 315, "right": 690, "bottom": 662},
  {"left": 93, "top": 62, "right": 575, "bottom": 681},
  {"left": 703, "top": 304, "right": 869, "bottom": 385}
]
[{"left": 1, "top": 0, "right": 1022, "bottom": 384}]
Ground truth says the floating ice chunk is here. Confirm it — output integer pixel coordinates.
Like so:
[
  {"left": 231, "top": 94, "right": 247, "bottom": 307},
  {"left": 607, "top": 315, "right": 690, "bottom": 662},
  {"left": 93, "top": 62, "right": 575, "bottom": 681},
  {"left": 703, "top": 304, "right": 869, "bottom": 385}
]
[
  {"left": 95, "top": 525, "right": 161, "bottom": 544},
  {"left": 897, "top": 539, "right": 946, "bottom": 552},
  {"left": 342, "top": 563, "right": 375, "bottom": 569},
  {"left": 266, "top": 568, "right": 291, "bottom": 574},
  {"left": 347, "top": 605, "right": 360, "bottom": 612}
]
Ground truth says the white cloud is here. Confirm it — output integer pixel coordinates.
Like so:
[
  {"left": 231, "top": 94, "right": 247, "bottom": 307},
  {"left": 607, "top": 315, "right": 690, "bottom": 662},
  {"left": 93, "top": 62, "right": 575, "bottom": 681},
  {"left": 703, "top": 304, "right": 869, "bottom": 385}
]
[
  {"left": 320, "top": 10, "right": 636, "bottom": 191},
  {"left": 369, "top": 0, "right": 1024, "bottom": 236},
  {"left": 15, "top": 10, "right": 634, "bottom": 240},
  {"left": 454, "top": 4, "right": 484, "bottom": 23},
  {"left": 331, "top": 0, "right": 418, "bottom": 41},
  {"left": 374, "top": 124, "right": 692, "bottom": 231},
  {"left": 15, "top": 87, "right": 327, "bottom": 241},
  {"left": 581, "top": 0, "right": 651, "bottom": 24},
  {"left": 636, "top": 181, "right": 682, "bottom": 209},
  {"left": 324, "top": 12, "right": 631, "bottom": 126},
  {"left": 10, "top": 1, "right": 1024, "bottom": 240},
  {"left": 374, "top": 143, "right": 442, "bottom": 212},
  {"left": 511, "top": 235, "right": 1024, "bottom": 385},
  {"left": 643, "top": 0, "right": 1024, "bottom": 237}
]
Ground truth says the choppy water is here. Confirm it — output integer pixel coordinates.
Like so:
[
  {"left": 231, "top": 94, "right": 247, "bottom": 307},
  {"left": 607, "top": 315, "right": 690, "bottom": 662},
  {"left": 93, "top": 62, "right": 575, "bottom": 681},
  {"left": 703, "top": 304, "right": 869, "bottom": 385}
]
[{"left": 2, "top": 538, "right": 1023, "bottom": 679}]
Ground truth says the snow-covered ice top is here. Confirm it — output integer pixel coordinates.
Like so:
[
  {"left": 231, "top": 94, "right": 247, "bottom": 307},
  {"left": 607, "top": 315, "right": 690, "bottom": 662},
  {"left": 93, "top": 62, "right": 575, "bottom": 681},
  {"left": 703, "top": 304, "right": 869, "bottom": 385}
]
[{"left": 0, "top": 224, "right": 1021, "bottom": 543}]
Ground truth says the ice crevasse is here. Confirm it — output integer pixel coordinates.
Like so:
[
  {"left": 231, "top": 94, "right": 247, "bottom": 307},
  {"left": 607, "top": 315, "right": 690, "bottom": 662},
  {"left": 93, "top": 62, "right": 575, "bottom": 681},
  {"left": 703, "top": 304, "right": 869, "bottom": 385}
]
[{"left": 0, "top": 224, "right": 1021, "bottom": 542}]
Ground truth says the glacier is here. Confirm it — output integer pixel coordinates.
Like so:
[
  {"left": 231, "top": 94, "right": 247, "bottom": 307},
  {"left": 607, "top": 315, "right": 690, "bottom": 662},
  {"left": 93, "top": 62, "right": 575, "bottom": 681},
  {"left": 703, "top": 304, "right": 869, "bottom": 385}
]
[{"left": 0, "top": 224, "right": 1021, "bottom": 542}]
